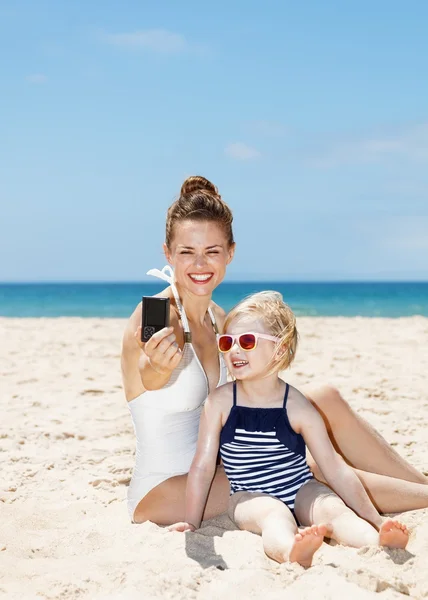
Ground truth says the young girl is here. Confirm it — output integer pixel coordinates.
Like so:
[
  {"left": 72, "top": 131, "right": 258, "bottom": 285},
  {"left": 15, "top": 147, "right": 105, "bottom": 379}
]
[{"left": 169, "top": 291, "right": 410, "bottom": 567}]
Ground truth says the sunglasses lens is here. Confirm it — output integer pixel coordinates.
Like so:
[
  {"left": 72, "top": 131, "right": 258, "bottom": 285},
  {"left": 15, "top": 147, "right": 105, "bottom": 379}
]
[
  {"left": 239, "top": 334, "right": 257, "bottom": 351},
  {"left": 218, "top": 335, "right": 233, "bottom": 352}
]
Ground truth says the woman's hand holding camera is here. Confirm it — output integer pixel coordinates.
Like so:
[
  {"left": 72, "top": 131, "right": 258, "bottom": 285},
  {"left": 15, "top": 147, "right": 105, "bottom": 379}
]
[{"left": 135, "top": 326, "right": 183, "bottom": 376}]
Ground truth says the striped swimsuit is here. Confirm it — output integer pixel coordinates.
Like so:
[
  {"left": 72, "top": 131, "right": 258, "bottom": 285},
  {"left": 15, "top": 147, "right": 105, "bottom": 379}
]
[{"left": 219, "top": 381, "right": 313, "bottom": 515}]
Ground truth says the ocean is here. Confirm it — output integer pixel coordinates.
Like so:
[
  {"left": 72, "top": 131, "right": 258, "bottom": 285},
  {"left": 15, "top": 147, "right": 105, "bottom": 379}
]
[{"left": 0, "top": 282, "right": 427, "bottom": 318}]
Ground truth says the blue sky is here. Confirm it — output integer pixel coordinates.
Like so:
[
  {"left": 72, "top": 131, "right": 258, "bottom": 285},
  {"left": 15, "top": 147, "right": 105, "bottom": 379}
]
[{"left": 1, "top": 0, "right": 427, "bottom": 281}]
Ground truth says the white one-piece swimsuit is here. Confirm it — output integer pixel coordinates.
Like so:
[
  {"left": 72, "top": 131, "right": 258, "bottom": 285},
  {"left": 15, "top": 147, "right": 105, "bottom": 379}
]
[{"left": 127, "top": 266, "right": 228, "bottom": 522}]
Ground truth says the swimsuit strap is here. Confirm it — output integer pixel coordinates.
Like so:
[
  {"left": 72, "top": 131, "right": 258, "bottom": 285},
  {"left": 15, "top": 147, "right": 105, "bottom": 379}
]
[
  {"left": 207, "top": 307, "right": 219, "bottom": 334},
  {"left": 283, "top": 383, "right": 290, "bottom": 408},
  {"left": 233, "top": 381, "right": 237, "bottom": 406},
  {"left": 233, "top": 381, "right": 289, "bottom": 408}
]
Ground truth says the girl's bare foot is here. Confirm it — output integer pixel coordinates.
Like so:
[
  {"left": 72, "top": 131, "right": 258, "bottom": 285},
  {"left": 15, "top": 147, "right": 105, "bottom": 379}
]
[
  {"left": 379, "top": 519, "right": 409, "bottom": 549},
  {"left": 288, "top": 524, "right": 328, "bottom": 568}
]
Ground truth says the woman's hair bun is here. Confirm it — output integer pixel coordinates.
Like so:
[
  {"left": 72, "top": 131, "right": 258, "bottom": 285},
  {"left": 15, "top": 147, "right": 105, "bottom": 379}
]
[
  {"left": 180, "top": 175, "right": 218, "bottom": 197},
  {"left": 166, "top": 174, "right": 233, "bottom": 247}
]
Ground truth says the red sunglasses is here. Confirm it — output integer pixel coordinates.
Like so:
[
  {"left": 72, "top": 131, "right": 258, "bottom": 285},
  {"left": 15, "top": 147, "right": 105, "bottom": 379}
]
[{"left": 216, "top": 332, "right": 279, "bottom": 353}]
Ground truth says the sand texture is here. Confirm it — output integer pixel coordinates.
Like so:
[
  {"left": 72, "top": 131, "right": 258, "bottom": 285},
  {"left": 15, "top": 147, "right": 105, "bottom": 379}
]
[{"left": 1, "top": 316, "right": 428, "bottom": 599}]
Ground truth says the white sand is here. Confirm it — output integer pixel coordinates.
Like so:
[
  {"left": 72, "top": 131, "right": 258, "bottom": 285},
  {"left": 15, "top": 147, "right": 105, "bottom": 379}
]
[{"left": 1, "top": 316, "right": 427, "bottom": 599}]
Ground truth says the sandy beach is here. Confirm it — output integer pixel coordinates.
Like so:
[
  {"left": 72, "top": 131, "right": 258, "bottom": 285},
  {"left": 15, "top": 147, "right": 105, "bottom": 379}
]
[{"left": 1, "top": 316, "right": 428, "bottom": 600}]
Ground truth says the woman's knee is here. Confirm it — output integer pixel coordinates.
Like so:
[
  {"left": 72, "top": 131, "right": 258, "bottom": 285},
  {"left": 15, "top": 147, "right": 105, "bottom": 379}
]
[{"left": 304, "top": 383, "right": 348, "bottom": 420}]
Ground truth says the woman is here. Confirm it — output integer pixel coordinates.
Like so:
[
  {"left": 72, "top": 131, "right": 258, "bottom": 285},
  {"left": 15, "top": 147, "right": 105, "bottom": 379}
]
[{"left": 121, "top": 175, "right": 428, "bottom": 526}]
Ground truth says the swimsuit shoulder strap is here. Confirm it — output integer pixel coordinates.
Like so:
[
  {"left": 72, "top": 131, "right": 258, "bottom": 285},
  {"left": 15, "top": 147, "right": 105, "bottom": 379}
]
[
  {"left": 146, "top": 266, "right": 191, "bottom": 340},
  {"left": 207, "top": 306, "right": 220, "bottom": 334},
  {"left": 283, "top": 383, "right": 290, "bottom": 408},
  {"left": 233, "top": 380, "right": 237, "bottom": 406}
]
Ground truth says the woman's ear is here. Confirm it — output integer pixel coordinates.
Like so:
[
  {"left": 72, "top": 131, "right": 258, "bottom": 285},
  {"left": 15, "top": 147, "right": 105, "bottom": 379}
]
[
  {"left": 163, "top": 242, "right": 172, "bottom": 264},
  {"left": 226, "top": 243, "right": 236, "bottom": 265}
]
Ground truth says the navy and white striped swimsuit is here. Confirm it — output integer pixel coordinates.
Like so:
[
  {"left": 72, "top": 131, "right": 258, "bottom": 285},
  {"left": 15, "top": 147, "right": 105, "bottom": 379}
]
[{"left": 219, "top": 382, "right": 313, "bottom": 513}]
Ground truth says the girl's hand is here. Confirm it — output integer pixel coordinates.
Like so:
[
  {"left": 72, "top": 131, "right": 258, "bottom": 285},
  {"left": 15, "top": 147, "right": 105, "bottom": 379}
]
[
  {"left": 134, "top": 325, "right": 182, "bottom": 375},
  {"left": 167, "top": 522, "right": 197, "bottom": 533}
]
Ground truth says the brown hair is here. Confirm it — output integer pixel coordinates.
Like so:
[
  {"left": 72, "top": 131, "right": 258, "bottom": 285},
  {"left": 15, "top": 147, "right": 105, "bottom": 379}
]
[
  {"left": 165, "top": 175, "right": 234, "bottom": 248},
  {"left": 223, "top": 291, "right": 299, "bottom": 375}
]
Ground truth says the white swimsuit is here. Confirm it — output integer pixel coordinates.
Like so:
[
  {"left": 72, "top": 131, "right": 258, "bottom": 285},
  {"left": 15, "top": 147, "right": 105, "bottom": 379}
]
[{"left": 127, "top": 266, "right": 228, "bottom": 522}]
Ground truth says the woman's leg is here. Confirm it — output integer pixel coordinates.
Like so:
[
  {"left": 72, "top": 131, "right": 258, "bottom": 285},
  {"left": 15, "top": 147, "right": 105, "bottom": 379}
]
[
  {"left": 229, "top": 491, "right": 328, "bottom": 567},
  {"left": 308, "top": 463, "right": 428, "bottom": 514},
  {"left": 302, "top": 383, "right": 427, "bottom": 484},
  {"left": 295, "top": 480, "right": 409, "bottom": 549},
  {"left": 133, "top": 465, "right": 230, "bottom": 526}
]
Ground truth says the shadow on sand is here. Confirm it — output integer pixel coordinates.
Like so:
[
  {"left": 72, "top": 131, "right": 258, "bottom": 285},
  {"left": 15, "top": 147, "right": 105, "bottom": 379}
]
[{"left": 184, "top": 515, "right": 236, "bottom": 570}]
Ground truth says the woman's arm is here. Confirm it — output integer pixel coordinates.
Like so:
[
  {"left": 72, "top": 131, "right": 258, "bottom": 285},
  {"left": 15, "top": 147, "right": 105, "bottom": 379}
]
[
  {"left": 170, "top": 390, "right": 225, "bottom": 531},
  {"left": 289, "top": 391, "right": 383, "bottom": 529}
]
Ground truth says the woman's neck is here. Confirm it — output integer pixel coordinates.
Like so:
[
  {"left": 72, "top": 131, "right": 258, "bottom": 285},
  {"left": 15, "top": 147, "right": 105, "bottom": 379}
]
[{"left": 175, "top": 282, "right": 212, "bottom": 326}]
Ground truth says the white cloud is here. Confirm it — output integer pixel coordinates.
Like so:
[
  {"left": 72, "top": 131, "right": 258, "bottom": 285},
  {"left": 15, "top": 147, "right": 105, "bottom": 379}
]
[
  {"left": 100, "top": 29, "right": 188, "bottom": 54},
  {"left": 225, "top": 142, "right": 261, "bottom": 161},
  {"left": 312, "top": 123, "right": 428, "bottom": 168},
  {"left": 26, "top": 74, "right": 47, "bottom": 84}
]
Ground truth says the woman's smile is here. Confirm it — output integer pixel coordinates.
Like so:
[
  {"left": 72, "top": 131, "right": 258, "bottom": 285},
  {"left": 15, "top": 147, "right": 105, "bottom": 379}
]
[{"left": 188, "top": 273, "right": 214, "bottom": 284}]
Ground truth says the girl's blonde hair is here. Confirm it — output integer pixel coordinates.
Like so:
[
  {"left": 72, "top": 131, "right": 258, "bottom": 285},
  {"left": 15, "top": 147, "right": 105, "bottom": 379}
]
[{"left": 223, "top": 291, "right": 298, "bottom": 375}]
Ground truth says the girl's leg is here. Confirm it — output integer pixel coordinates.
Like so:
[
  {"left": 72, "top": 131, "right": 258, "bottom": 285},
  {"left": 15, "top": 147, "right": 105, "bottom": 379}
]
[
  {"left": 302, "top": 383, "right": 427, "bottom": 484},
  {"left": 133, "top": 465, "right": 230, "bottom": 525},
  {"left": 229, "top": 491, "right": 328, "bottom": 567},
  {"left": 295, "top": 480, "right": 409, "bottom": 549}
]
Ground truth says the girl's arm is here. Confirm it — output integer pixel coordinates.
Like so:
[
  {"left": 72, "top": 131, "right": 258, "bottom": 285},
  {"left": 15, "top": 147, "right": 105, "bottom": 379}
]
[
  {"left": 170, "top": 390, "right": 225, "bottom": 532},
  {"left": 289, "top": 391, "right": 383, "bottom": 529}
]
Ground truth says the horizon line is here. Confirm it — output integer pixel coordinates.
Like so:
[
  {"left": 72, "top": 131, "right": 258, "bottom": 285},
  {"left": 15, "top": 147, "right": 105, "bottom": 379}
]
[{"left": 1, "top": 279, "right": 428, "bottom": 285}]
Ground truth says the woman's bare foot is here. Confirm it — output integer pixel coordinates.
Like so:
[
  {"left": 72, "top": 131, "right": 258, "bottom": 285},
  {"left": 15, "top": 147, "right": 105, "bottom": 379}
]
[
  {"left": 379, "top": 519, "right": 409, "bottom": 549},
  {"left": 288, "top": 524, "right": 328, "bottom": 568}
]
